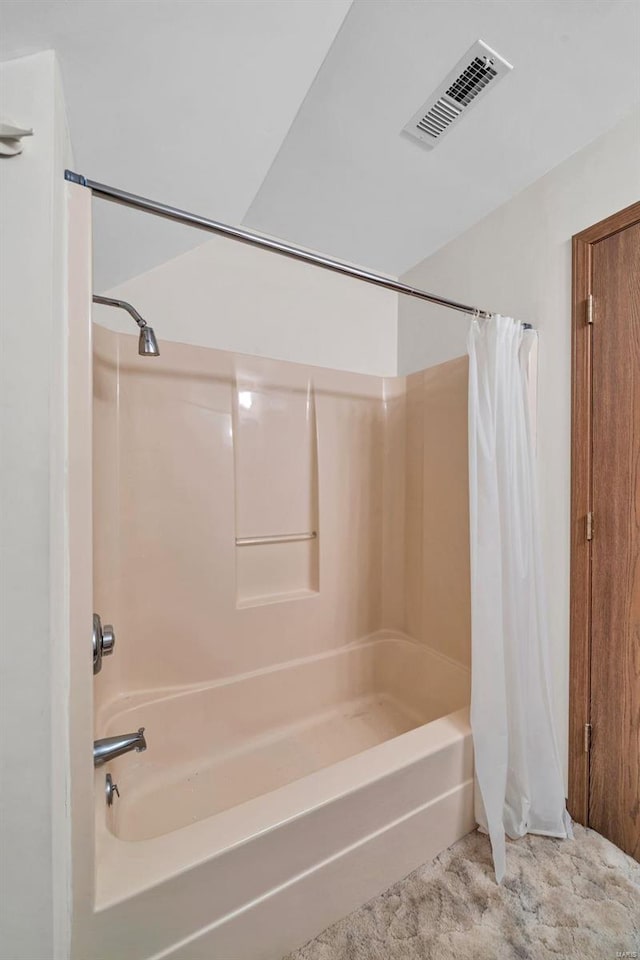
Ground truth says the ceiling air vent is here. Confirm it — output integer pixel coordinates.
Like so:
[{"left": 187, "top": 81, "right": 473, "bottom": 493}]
[{"left": 403, "top": 40, "right": 512, "bottom": 149}]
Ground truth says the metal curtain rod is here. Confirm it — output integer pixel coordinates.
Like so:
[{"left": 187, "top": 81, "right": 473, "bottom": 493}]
[{"left": 65, "top": 169, "right": 494, "bottom": 320}]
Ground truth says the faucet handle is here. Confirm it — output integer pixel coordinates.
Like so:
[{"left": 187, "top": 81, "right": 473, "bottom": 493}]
[
  {"left": 101, "top": 623, "right": 115, "bottom": 657},
  {"left": 93, "top": 613, "right": 116, "bottom": 675}
]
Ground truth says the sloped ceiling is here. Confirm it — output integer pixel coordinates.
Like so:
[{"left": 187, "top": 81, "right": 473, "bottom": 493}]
[
  {"left": 1, "top": 0, "right": 639, "bottom": 290},
  {"left": 247, "top": 0, "right": 640, "bottom": 276},
  {"left": 0, "top": 0, "right": 352, "bottom": 289}
]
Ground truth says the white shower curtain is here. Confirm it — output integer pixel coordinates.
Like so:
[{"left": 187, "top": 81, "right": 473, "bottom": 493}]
[{"left": 467, "top": 315, "right": 572, "bottom": 882}]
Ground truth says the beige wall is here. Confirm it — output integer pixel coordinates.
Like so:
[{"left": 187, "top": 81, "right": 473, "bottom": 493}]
[
  {"left": 0, "top": 51, "right": 72, "bottom": 960},
  {"left": 398, "top": 109, "right": 640, "bottom": 782},
  {"left": 405, "top": 358, "right": 471, "bottom": 667},
  {"left": 92, "top": 327, "right": 471, "bottom": 715}
]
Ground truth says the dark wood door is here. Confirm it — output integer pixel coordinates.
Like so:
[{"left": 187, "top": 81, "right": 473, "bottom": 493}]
[{"left": 588, "top": 219, "right": 640, "bottom": 859}]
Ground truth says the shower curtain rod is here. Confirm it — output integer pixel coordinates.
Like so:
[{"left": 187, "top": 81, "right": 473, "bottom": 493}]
[{"left": 65, "top": 169, "right": 495, "bottom": 320}]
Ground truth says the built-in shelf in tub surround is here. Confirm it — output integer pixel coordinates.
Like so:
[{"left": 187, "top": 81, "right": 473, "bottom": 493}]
[{"left": 233, "top": 363, "right": 319, "bottom": 606}]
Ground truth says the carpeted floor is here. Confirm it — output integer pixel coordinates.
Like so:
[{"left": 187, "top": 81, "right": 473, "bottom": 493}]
[{"left": 285, "top": 825, "right": 640, "bottom": 960}]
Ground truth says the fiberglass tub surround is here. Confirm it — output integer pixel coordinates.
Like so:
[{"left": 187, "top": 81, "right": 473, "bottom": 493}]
[
  {"left": 92, "top": 325, "right": 472, "bottom": 957},
  {"left": 93, "top": 326, "right": 470, "bottom": 698}
]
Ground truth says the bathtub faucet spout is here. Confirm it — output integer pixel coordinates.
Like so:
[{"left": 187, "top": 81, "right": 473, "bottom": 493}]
[{"left": 93, "top": 727, "right": 147, "bottom": 766}]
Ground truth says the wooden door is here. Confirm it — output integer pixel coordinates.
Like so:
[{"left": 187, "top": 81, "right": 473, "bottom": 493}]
[{"left": 569, "top": 202, "right": 640, "bottom": 860}]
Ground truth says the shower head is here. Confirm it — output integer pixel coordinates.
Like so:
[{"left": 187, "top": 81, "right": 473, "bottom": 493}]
[
  {"left": 138, "top": 325, "right": 160, "bottom": 356},
  {"left": 92, "top": 294, "right": 160, "bottom": 357}
]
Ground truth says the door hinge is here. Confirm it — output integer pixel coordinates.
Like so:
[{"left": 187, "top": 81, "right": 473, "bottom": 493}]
[
  {"left": 586, "top": 511, "right": 594, "bottom": 541},
  {"left": 586, "top": 293, "right": 594, "bottom": 325},
  {"left": 584, "top": 722, "right": 592, "bottom": 753}
]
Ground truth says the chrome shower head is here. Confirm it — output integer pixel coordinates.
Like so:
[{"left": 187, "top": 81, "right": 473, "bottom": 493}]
[
  {"left": 92, "top": 294, "right": 160, "bottom": 357},
  {"left": 138, "top": 325, "right": 160, "bottom": 356}
]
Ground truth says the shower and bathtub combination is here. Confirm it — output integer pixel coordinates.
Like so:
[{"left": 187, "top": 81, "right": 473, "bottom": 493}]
[
  {"left": 66, "top": 171, "right": 567, "bottom": 959},
  {"left": 89, "top": 325, "right": 473, "bottom": 960}
]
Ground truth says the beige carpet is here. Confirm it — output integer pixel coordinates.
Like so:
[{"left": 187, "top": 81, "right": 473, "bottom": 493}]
[{"left": 286, "top": 826, "right": 640, "bottom": 960}]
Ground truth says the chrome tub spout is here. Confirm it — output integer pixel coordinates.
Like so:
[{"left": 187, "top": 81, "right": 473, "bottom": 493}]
[{"left": 93, "top": 727, "right": 147, "bottom": 766}]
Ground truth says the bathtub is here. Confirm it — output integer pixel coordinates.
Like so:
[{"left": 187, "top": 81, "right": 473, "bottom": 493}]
[{"left": 91, "top": 635, "right": 473, "bottom": 960}]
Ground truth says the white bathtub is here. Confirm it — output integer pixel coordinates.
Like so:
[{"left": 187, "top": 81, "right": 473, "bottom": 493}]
[{"left": 91, "top": 635, "right": 473, "bottom": 960}]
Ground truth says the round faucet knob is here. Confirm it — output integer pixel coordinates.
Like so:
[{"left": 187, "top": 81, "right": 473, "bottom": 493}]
[
  {"left": 101, "top": 624, "right": 115, "bottom": 657},
  {"left": 93, "top": 614, "right": 116, "bottom": 674}
]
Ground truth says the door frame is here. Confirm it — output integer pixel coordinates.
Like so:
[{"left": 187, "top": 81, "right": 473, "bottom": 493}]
[{"left": 568, "top": 200, "right": 640, "bottom": 824}]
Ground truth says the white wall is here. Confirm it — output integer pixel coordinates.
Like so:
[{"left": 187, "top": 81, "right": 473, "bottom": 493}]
[
  {"left": 96, "top": 234, "right": 399, "bottom": 377},
  {"left": 398, "top": 109, "right": 640, "bottom": 783},
  {"left": 0, "top": 51, "right": 72, "bottom": 960}
]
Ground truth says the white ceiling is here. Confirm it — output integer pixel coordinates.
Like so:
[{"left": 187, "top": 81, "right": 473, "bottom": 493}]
[
  {"left": 0, "top": 0, "right": 351, "bottom": 289},
  {"left": 247, "top": 0, "right": 640, "bottom": 276},
  {"left": 1, "top": 0, "right": 639, "bottom": 289}
]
